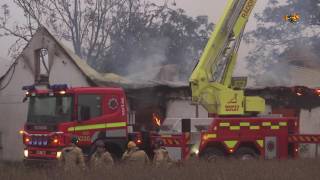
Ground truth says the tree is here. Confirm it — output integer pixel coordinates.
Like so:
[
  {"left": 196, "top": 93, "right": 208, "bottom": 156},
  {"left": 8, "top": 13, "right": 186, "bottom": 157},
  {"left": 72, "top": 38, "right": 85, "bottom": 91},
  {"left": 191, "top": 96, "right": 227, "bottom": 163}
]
[
  {"left": 0, "top": 0, "right": 124, "bottom": 60},
  {"left": 244, "top": 0, "right": 320, "bottom": 85},
  {"left": 0, "top": 0, "right": 213, "bottom": 81},
  {"left": 95, "top": 3, "right": 213, "bottom": 80}
]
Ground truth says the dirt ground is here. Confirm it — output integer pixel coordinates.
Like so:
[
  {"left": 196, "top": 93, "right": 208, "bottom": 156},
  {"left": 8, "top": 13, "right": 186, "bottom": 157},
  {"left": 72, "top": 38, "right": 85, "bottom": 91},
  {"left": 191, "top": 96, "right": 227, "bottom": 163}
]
[{"left": 1, "top": 159, "right": 320, "bottom": 180}]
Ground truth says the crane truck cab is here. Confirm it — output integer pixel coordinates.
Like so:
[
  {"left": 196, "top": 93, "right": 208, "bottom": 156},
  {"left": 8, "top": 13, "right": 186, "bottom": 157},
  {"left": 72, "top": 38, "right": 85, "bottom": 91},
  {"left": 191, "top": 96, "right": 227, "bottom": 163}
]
[{"left": 21, "top": 84, "right": 129, "bottom": 161}]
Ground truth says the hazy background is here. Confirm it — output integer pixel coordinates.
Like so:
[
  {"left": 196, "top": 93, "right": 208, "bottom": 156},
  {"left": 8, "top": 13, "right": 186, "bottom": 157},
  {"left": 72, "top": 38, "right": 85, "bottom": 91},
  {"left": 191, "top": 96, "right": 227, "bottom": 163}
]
[{"left": 0, "top": 0, "right": 283, "bottom": 78}]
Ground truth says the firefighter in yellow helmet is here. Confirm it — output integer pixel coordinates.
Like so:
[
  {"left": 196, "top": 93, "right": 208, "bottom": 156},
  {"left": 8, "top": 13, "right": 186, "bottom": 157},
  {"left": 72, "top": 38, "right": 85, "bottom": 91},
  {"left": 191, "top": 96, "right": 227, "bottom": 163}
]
[
  {"left": 59, "top": 136, "right": 86, "bottom": 171},
  {"left": 153, "top": 139, "right": 173, "bottom": 167},
  {"left": 121, "top": 141, "right": 149, "bottom": 165},
  {"left": 90, "top": 140, "right": 114, "bottom": 170}
]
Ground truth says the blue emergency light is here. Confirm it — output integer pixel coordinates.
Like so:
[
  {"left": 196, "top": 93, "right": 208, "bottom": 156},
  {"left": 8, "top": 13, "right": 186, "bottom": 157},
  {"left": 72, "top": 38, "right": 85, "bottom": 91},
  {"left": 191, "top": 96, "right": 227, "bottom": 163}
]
[
  {"left": 48, "top": 84, "right": 68, "bottom": 91},
  {"left": 22, "top": 85, "right": 36, "bottom": 91}
]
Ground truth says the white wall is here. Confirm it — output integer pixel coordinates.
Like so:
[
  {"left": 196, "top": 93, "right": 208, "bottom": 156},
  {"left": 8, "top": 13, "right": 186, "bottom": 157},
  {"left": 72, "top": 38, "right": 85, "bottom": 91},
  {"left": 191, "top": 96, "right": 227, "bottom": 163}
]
[
  {"left": 0, "top": 59, "right": 34, "bottom": 161},
  {"left": 49, "top": 53, "right": 89, "bottom": 86},
  {"left": 166, "top": 100, "right": 208, "bottom": 118},
  {"left": 0, "top": 30, "right": 90, "bottom": 161}
]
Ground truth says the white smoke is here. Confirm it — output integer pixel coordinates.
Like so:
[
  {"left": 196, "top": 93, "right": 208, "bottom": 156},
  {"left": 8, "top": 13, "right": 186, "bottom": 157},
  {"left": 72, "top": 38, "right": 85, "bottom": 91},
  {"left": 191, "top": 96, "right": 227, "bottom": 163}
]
[
  {"left": 249, "top": 41, "right": 320, "bottom": 88},
  {"left": 125, "top": 37, "right": 170, "bottom": 82}
]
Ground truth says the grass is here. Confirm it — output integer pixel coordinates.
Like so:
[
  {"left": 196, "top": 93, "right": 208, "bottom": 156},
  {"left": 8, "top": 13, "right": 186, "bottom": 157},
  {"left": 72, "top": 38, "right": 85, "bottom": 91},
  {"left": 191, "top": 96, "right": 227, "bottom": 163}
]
[{"left": 1, "top": 159, "right": 320, "bottom": 180}]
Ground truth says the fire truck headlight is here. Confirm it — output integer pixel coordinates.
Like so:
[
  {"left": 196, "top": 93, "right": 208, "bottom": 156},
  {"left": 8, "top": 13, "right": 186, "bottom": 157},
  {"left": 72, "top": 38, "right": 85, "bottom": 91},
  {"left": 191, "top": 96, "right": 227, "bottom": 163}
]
[
  {"left": 195, "top": 149, "right": 199, "bottom": 155},
  {"left": 56, "top": 151, "right": 62, "bottom": 159},
  {"left": 24, "top": 150, "right": 29, "bottom": 158},
  {"left": 191, "top": 146, "right": 199, "bottom": 155}
]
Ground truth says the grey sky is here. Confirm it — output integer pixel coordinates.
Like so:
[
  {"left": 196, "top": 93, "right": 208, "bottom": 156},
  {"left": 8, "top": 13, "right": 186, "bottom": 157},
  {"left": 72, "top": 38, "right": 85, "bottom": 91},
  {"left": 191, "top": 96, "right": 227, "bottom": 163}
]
[{"left": 0, "top": 0, "right": 281, "bottom": 76}]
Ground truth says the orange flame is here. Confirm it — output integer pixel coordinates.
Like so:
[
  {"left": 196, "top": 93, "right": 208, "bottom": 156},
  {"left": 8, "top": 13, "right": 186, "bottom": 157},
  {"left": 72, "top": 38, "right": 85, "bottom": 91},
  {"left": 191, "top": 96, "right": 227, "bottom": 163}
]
[{"left": 152, "top": 113, "right": 161, "bottom": 126}]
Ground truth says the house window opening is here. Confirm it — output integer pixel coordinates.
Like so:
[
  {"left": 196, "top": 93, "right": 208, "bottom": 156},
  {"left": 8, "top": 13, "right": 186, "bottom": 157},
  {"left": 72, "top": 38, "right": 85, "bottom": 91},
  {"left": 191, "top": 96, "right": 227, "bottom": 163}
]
[{"left": 36, "top": 48, "right": 49, "bottom": 84}]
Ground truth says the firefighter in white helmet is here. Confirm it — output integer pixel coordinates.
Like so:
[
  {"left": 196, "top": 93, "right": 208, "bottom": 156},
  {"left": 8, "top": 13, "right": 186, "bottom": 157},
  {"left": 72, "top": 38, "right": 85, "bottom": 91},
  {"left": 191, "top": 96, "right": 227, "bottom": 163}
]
[{"left": 122, "top": 141, "right": 149, "bottom": 165}]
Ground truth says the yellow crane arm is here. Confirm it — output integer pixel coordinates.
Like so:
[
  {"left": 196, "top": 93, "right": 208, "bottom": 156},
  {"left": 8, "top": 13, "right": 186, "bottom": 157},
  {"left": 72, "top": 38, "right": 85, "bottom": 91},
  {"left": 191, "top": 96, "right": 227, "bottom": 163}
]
[{"left": 189, "top": 0, "right": 265, "bottom": 115}]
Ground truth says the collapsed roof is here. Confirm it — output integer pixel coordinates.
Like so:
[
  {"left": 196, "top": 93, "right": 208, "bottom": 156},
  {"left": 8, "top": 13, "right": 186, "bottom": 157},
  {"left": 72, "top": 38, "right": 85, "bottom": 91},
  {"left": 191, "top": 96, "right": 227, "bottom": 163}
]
[
  {"left": 0, "top": 27, "right": 188, "bottom": 90},
  {"left": 1, "top": 27, "right": 319, "bottom": 91}
]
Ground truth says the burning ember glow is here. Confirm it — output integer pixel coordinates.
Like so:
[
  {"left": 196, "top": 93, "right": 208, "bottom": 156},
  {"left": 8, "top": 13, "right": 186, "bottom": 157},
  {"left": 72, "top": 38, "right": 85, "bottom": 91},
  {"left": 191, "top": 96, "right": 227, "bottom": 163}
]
[
  {"left": 316, "top": 89, "right": 320, "bottom": 96},
  {"left": 152, "top": 113, "right": 161, "bottom": 126}
]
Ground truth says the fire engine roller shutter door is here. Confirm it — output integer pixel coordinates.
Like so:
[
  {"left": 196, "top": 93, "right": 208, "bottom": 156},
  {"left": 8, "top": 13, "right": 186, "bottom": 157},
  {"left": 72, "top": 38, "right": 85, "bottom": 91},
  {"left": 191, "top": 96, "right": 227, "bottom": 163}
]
[{"left": 265, "top": 136, "right": 277, "bottom": 159}]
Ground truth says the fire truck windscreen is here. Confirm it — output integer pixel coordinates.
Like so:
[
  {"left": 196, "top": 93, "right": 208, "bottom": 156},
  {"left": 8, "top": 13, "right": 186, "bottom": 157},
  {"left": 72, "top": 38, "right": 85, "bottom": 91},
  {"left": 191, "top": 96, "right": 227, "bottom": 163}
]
[{"left": 27, "top": 95, "right": 73, "bottom": 123}]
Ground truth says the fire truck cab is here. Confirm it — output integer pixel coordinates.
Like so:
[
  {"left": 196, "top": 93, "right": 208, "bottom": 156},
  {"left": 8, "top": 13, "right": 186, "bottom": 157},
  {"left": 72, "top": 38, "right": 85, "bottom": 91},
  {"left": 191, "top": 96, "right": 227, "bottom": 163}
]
[{"left": 21, "top": 84, "right": 129, "bottom": 161}]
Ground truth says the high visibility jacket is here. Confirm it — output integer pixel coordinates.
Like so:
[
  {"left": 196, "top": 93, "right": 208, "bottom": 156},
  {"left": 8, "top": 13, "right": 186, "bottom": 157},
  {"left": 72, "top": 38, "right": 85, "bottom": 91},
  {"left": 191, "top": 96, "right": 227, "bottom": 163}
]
[
  {"left": 153, "top": 147, "right": 173, "bottom": 166},
  {"left": 122, "top": 147, "right": 149, "bottom": 165},
  {"left": 90, "top": 151, "right": 114, "bottom": 169},
  {"left": 59, "top": 145, "right": 86, "bottom": 171}
]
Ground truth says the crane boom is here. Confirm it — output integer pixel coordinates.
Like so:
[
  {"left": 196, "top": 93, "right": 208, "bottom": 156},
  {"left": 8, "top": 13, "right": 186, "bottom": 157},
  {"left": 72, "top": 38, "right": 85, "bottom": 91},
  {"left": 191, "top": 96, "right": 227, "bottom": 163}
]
[{"left": 189, "top": 0, "right": 265, "bottom": 115}]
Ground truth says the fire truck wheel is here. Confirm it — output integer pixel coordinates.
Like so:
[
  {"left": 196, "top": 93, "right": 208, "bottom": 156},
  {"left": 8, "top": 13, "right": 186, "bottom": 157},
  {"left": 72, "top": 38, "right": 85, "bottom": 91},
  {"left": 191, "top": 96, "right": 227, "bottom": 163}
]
[
  {"left": 234, "top": 147, "right": 258, "bottom": 160},
  {"left": 201, "top": 147, "right": 225, "bottom": 162}
]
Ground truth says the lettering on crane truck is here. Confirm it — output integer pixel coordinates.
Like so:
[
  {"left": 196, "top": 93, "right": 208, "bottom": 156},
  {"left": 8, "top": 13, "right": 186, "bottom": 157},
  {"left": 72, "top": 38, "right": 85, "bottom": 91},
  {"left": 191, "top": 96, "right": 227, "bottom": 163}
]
[
  {"left": 225, "top": 105, "right": 240, "bottom": 112},
  {"left": 241, "top": 0, "right": 255, "bottom": 18}
]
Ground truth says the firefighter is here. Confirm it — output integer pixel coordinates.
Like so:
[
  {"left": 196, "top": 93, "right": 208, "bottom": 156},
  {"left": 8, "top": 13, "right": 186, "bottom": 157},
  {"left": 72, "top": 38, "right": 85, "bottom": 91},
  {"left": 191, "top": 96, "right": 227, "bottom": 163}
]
[
  {"left": 90, "top": 140, "right": 114, "bottom": 170},
  {"left": 153, "top": 139, "right": 173, "bottom": 167},
  {"left": 59, "top": 136, "right": 86, "bottom": 171},
  {"left": 121, "top": 141, "right": 149, "bottom": 165}
]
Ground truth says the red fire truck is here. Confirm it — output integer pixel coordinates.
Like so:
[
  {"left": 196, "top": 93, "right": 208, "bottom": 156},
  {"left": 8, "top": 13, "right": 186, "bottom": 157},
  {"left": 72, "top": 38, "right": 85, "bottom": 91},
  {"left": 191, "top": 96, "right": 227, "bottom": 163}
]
[{"left": 20, "top": 85, "right": 135, "bottom": 160}]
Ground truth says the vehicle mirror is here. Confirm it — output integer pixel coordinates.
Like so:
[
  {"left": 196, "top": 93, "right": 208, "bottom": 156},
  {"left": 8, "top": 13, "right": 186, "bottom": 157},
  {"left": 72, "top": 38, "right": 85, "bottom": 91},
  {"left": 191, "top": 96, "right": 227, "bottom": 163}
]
[{"left": 80, "top": 106, "right": 90, "bottom": 121}]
